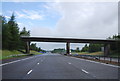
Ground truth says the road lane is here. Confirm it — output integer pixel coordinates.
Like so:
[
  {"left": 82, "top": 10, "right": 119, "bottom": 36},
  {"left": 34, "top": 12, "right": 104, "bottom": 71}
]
[
  {"left": 2, "top": 55, "right": 44, "bottom": 79},
  {"left": 2, "top": 53, "right": 119, "bottom": 79},
  {"left": 24, "top": 55, "right": 94, "bottom": 79}
]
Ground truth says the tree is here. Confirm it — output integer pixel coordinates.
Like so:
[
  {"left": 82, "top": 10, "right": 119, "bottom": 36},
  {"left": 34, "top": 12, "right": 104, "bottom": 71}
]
[
  {"left": 2, "top": 16, "right": 11, "bottom": 49},
  {"left": 52, "top": 48, "right": 65, "bottom": 53},
  {"left": 7, "top": 13, "right": 20, "bottom": 50},
  {"left": 75, "top": 47, "right": 80, "bottom": 52},
  {"left": 38, "top": 47, "right": 42, "bottom": 52},
  {"left": 108, "top": 35, "right": 120, "bottom": 54},
  {"left": 2, "top": 13, "right": 31, "bottom": 51},
  {"left": 81, "top": 44, "right": 89, "bottom": 52},
  {"left": 30, "top": 43, "right": 37, "bottom": 50},
  {"left": 20, "top": 27, "right": 30, "bottom": 36},
  {"left": 19, "top": 27, "right": 30, "bottom": 49},
  {"left": 89, "top": 44, "right": 103, "bottom": 53}
]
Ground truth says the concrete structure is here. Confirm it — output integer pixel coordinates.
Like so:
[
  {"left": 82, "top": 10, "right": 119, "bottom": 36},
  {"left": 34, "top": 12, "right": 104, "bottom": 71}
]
[
  {"left": 20, "top": 36, "right": 118, "bottom": 56},
  {"left": 66, "top": 42, "right": 70, "bottom": 55}
]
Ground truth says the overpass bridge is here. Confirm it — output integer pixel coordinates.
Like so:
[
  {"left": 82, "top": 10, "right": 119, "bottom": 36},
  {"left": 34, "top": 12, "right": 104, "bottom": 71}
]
[{"left": 20, "top": 36, "right": 118, "bottom": 56}]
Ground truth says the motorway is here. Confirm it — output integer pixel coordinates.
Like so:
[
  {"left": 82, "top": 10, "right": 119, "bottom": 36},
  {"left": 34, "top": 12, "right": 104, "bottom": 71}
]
[{"left": 2, "top": 53, "right": 119, "bottom": 79}]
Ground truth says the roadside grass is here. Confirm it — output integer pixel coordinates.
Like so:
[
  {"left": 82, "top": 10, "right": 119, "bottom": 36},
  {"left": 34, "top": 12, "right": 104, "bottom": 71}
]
[
  {"left": 109, "top": 53, "right": 120, "bottom": 58},
  {"left": 30, "top": 50, "right": 42, "bottom": 55},
  {"left": 1, "top": 50, "right": 24, "bottom": 59},
  {"left": 86, "top": 52, "right": 104, "bottom": 56},
  {"left": 71, "top": 52, "right": 104, "bottom": 56},
  {"left": 71, "top": 51, "right": 119, "bottom": 57},
  {"left": 21, "top": 50, "right": 43, "bottom": 55},
  {"left": 1, "top": 50, "right": 43, "bottom": 60},
  {"left": 71, "top": 52, "right": 88, "bottom": 55},
  {"left": 0, "top": 50, "right": 2, "bottom": 60}
]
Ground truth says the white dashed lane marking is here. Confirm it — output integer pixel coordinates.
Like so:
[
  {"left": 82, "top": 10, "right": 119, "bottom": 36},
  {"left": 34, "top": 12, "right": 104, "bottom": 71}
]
[
  {"left": 68, "top": 62, "right": 72, "bottom": 64},
  {"left": 27, "top": 70, "right": 33, "bottom": 75},
  {"left": 82, "top": 69, "right": 89, "bottom": 74}
]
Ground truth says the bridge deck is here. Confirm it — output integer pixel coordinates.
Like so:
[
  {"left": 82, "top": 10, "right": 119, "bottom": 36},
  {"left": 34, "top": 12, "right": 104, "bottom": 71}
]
[{"left": 20, "top": 36, "right": 118, "bottom": 44}]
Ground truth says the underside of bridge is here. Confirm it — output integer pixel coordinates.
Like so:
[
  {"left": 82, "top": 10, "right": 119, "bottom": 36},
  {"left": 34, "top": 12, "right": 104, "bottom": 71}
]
[{"left": 21, "top": 37, "right": 118, "bottom": 56}]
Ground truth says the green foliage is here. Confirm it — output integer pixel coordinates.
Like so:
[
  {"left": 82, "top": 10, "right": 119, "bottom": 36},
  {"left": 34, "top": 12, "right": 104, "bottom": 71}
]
[
  {"left": 81, "top": 34, "right": 120, "bottom": 55},
  {"left": 30, "top": 43, "right": 46, "bottom": 52},
  {"left": 2, "top": 13, "right": 45, "bottom": 57},
  {"left": 89, "top": 44, "right": 103, "bottom": 53},
  {"left": 75, "top": 47, "right": 80, "bottom": 52},
  {"left": 81, "top": 44, "right": 103, "bottom": 53},
  {"left": 81, "top": 44, "right": 89, "bottom": 52},
  {"left": 19, "top": 27, "right": 30, "bottom": 49},
  {"left": 20, "top": 27, "right": 30, "bottom": 36},
  {"left": 30, "top": 43, "right": 37, "bottom": 50},
  {"left": 2, "top": 16, "right": 11, "bottom": 49},
  {"left": 1, "top": 50, "right": 22, "bottom": 59},
  {"left": 2, "top": 13, "right": 30, "bottom": 50},
  {"left": 52, "top": 48, "right": 65, "bottom": 53},
  {"left": 7, "top": 13, "right": 20, "bottom": 50},
  {"left": 108, "top": 34, "right": 120, "bottom": 54}
]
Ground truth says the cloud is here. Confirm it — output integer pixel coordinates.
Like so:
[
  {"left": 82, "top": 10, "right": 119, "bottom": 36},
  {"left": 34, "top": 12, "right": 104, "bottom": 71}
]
[
  {"left": 52, "top": 2, "right": 118, "bottom": 39},
  {"left": 14, "top": 10, "right": 44, "bottom": 20},
  {"left": 30, "top": 26, "right": 55, "bottom": 37},
  {"left": 30, "top": 2, "right": 118, "bottom": 50},
  {"left": 4, "top": 16, "right": 10, "bottom": 19},
  {"left": 2, "top": 0, "right": 119, "bottom": 2},
  {"left": 4, "top": 2, "right": 117, "bottom": 50}
]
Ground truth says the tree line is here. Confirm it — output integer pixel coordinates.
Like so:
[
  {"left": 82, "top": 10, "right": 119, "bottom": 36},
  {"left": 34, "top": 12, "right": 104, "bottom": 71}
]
[
  {"left": 81, "top": 35, "right": 120, "bottom": 55},
  {"left": 52, "top": 35, "right": 120, "bottom": 55},
  {"left": 30, "top": 43, "right": 46, "bottom": 53},
  {"left": 1, "top": 13, "right": 45, "bottom": 53}
]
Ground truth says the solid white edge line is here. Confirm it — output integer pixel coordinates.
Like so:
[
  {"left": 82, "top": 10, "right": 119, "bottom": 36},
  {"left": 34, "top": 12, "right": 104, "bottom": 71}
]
[
  {"left": 0, "top": 60, "right": 21, "bottom": 66},
  {"left": 27, "top": 70, "right": 32, "bottom": 75},
  {"left": 82, "top": 69, "right": 89, "bottom": 74},
  {"left": 0, "top": 57, "right": 34, "bottom": 66}
]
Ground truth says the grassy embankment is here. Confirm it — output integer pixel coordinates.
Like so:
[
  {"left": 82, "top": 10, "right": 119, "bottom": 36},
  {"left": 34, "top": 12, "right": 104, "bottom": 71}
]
[
  {"left": 1, "top": 50, "right": 42, "bottom": 60},
  {"left": 71, "top": 51, "right": 119, "bottom": 57},
  {"left": 71, "top": 52, "right": 104, "bottom": 56}
]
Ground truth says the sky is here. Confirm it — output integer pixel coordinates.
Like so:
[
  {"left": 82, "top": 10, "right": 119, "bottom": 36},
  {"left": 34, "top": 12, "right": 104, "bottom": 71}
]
[{"left": 2, "top": 1, "right": 118, "bottom": 50}]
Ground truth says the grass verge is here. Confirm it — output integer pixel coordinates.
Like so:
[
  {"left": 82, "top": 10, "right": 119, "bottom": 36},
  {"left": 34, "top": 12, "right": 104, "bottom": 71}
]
[
  {"left": 1, "top": 50, "right": 43, "bottom": 60},
  {"left": 71, "top": 52, "right": 104, "bottom": 56},
  {"left": 1, "top": 50, "right": 23, "bottom": 59},
  {"left": 30, "top": 50, "right": 43, "bottom": 55}
]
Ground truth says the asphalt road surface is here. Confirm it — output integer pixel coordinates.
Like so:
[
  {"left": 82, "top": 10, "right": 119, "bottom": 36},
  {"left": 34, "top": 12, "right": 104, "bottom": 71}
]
[{"left": 1, "top": 53, "right": 119, "bottom": 79}]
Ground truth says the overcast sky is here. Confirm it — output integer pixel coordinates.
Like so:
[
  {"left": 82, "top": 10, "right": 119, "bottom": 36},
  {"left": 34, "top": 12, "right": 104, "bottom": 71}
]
[{"left": 2, "top": 1, "right": 118, "bottom": 50}]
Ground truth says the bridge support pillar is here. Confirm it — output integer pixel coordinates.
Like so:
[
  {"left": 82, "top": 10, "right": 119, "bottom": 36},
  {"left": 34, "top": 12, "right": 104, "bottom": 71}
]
[
  {"left": 26, "top": 41, "right": 30, "bottom": 54},
  {"left": 66, "top": 42, "right": 70, "bottom": 55},
  {"left": 104, "top": 44, "right": 110, "bottom": 56}
]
